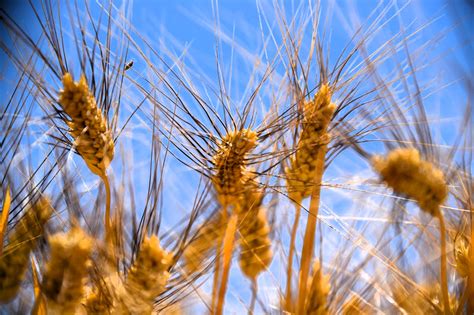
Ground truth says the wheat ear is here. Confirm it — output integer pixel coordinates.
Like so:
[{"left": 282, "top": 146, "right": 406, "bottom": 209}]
[
  {"left": 236, "top": 172, "right": 272, "bottom": 280},
  {"left": 59, "top": 73, "right": 114, "bottom": 240},
  {"left": 454, "top": 238, "right": 470, "bottom": 278},
  {"left": 183, "top": 212, "right": 227, "bottom": 273},
  {"left": 238, "top": 208, "right": 272, "bottom": 314},
  {"left": 211, "top": 128, "right": 258, "bottom": 315},
  {"left": 234, "top": 174, "right": 272, "bottom": 313},
  {"left": 0, "top": 197, "right": 52, "bottom": 302},
  {"left": 292, "top": 85, "right": 335, "bottom": 314},
  {"left": 123, "top": 235, "right": 172, "bottom": 314},
  {"left": 42, "top": 227, "right": 93, "bottom": 314},
  {"left": 372, "top": 148, "right": 450, "bottom": 314},
  {"left": 212, "top": 129, "right": 258, "bottom": 207},
  {"left": 305, "top": 261, "right": 330, "bottom": 315}
]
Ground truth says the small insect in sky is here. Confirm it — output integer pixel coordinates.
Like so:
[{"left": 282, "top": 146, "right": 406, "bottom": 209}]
[{"left": 124, "top": 60, "right": 134, "bottom": 71}]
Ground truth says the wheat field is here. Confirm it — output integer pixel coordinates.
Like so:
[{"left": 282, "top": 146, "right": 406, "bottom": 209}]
[{"left": 0, "top": 0, "right": 472, "bottom": 314}]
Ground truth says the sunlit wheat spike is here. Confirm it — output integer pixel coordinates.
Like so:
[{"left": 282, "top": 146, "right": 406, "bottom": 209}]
[
  {"left": 42, "top": 227, "right": 93, "bottom": 314},
  {"left": 288, "top": 84, "right": 336, "bottom": 314},
  {"left": 371, "top": 147, "right": 448, "bottom": 216},
  {"left": 286, "top": 84, "right": 336, "bottom": 204},
  {"left": 0, "top": 197, "right": 52, "bottom": 302},
  {"left": 238, "top": 208, "right": 273, "bottom": 279},
  {"left": 124, "top": 235, "right": 172, "bottom": 313},
  {"left": 58, "top": 73, "right": 114, "bottom": 177},
  {"left": 183, "top": 212, "right": 227, "bottom": 273},
  {"left": 212, "top": 128, "right": 258, "bottom": 207},
  {"left": 304, "top": 261, "right": 330, "bottom": 315}
]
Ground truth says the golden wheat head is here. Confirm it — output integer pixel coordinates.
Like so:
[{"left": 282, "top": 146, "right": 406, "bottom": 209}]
[
  {"left": 371, "top": 147, "right": 448, "bottom": 216},
  {"left": 286, "top": 84, "right": 336, "bottom": 204},
  {"left": 212, "top": 129, "right": 258, "bottom": 207},
  {"left": 58, "top": 73, "right": 114, "bottom": 177},
  {"left": 238, "top": 207, "right": 273, "bottom": 279}
]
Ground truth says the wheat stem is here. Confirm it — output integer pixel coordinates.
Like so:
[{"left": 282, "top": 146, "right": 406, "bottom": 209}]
[
  {"left": 295, "top": 146, "right": 327, "bottom": 314},
  {"left": 285, "top": 204, "right": 301, "bottom": 311},
  {"left": 100, "top": 173, "right": 112, "bottom": 242},
  {"left": 211, "top": 210, "right": 227, "bottom": 312},
  {"left": 31, "top": 258, "right": 46, "bottom": 315},
  {"left": 215, "top": 213, "right": 238, "bottom": 315},
  {"left": 211, "top": 250, "right": 222, "bottom": 312},
  {"left": 437, "top": 211, "right": 450, "bottom": 315},
  {"left": 249, "top": 278, "right": 257, "bottom": 315},
  {"left": 469, "top": 206, "right": 474, "bottom": 314},
  {"left": 0, "top": 186, "right": 11, "bottom": 256}
]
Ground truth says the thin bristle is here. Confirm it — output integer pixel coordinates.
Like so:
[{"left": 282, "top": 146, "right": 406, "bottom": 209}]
[
  {"left": 341, "top": 296, "right": 370, "bottom": 315},
  {"left": 391, "top": 283, "right": 458, "bottom": 314},
  {"left": 84, "top": 290, "right": 110, "bottom": 314}
]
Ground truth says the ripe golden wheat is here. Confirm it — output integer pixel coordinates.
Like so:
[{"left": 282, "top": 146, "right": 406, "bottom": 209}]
[{"left": 0, "top": 1, "right": 472, "bottom": 314}]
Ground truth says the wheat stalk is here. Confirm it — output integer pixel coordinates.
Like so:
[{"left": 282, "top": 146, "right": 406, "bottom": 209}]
[
  {"left": 211, "top": 128, "right": 258, "bottom": 315},
  {"left": 58, "top": 73, "right": 115, "bottom": 240},
  {"left": 0, "top": 186, "right": 11, "bottom": 256},
  {"left": 287, "top": 84, "right": 335, "bottom": 314},
  {"left": 372, "top": 147, "right": 450, "bottom": 314}
]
